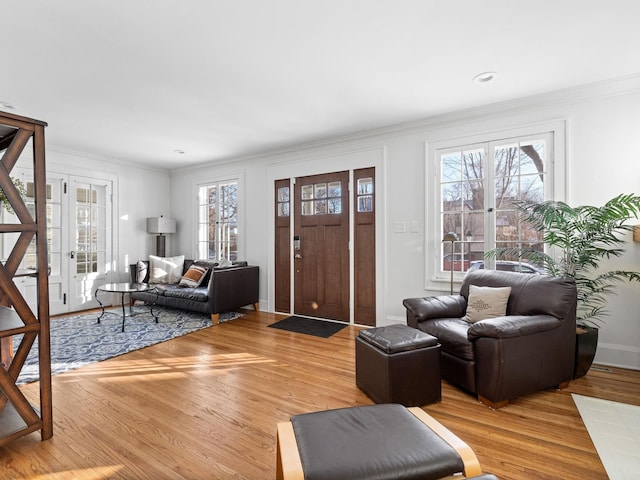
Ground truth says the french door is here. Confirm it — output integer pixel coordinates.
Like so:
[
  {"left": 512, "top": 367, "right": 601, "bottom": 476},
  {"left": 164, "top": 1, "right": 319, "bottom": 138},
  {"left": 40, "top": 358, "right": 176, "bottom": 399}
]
[
  {"left": 67, "top": 176, "right": 111, "bottom": 312},
  {"left": 7, "top": 170, "right": 112, "bottom": 315}
]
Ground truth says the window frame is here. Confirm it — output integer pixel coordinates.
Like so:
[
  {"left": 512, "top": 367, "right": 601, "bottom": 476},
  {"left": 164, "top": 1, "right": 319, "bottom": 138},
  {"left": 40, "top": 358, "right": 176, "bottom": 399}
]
[
  {"left": 193, "top": 172, "right": 244, "bottom": 262},
  {"left": 425, "top": 120, "right": 566, "bottom": 290}
]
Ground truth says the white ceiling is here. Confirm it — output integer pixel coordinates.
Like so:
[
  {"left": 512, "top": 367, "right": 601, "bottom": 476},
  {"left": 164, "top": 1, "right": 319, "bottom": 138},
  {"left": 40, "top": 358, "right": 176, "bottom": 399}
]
[{"left": 4, "top": 1, "right": 640, "bottom": 170}]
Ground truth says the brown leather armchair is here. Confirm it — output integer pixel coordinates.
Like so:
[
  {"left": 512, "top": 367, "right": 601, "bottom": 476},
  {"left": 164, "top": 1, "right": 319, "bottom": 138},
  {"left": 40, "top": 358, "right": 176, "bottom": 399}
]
[{"left": 403, "top": 270, "right": 577, "bottom": 408}]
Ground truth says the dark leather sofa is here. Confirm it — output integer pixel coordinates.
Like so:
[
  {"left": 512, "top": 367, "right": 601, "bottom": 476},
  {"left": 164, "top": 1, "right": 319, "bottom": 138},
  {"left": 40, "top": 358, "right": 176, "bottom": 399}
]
[
  {"left": 403, "top": 270, "right": 577, "bottom": 408},
  {"left": 129, "top": 260, "right": 259, "bottom": 324}
]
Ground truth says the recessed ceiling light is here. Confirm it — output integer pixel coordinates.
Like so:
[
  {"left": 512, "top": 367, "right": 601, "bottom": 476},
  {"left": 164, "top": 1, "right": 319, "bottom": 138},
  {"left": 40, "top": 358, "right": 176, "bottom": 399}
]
[
  {"left": 473, "top": 71, "right": 497, "bottom": 83},
  {"left": 173, "top": 149, "right": 185, "bottom": 154},
  {"left": 0, "top": 101, "right": 16, "bottom": 110}
]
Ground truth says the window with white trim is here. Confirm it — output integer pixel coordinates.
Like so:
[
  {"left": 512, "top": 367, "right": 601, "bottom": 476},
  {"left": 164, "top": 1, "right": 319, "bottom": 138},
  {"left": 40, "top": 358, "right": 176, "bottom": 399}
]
[
  {"left": 434, "top": 129, "right": 558, "bottom": 277},
  {"left": 197, "top": 179, "right": 238, "bottom": 261}
]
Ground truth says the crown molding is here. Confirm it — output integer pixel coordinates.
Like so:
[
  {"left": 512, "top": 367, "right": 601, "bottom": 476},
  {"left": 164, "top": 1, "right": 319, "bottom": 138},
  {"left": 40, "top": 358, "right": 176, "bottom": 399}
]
[{"left": 173, "top": 73, "right": 640, "bottom": 173}]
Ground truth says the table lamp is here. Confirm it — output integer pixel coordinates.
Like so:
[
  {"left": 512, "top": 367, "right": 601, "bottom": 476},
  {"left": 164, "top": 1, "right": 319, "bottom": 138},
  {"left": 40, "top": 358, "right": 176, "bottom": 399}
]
[{"left": 147, "top": 215, "right": 176, "bottom": 257}]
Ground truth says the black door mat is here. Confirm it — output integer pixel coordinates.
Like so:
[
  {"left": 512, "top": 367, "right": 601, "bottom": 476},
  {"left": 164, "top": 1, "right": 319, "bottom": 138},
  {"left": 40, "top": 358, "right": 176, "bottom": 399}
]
[{"left": 268, "top": 316, "right": 347, "bottom": 338}]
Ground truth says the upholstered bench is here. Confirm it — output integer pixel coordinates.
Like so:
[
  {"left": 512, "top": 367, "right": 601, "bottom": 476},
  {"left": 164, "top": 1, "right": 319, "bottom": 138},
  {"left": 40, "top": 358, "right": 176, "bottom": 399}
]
[
  {"left": 356, "top": 323, "right": 441, "bottom": 406},
  {"left": 276, "top": 404, "right": 497, "bottom": 480}
]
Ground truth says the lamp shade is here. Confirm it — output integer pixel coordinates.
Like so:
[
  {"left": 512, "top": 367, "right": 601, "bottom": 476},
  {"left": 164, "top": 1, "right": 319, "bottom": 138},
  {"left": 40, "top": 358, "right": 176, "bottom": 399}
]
[
  {"left": 147, "top": 216, "right": 176, "bottom": 234},
  {"left": 442, "top": 232, "right": 458, "bottom": 242}
]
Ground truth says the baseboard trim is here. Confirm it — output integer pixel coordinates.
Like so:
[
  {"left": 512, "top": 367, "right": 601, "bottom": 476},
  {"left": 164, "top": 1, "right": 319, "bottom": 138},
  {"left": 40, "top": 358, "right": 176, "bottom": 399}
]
[{"left": 594, "top": 342, "right": 640, "bottom": 371}]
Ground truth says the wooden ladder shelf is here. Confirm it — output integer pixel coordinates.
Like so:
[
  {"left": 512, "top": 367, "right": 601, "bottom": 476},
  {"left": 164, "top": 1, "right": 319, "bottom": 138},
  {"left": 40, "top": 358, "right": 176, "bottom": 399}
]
[{"left": 0, "top": 110, "right": 52, "bottom": 445}]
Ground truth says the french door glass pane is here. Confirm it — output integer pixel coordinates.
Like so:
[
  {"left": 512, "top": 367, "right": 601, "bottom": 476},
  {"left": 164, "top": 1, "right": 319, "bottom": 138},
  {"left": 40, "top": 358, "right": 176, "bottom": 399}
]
[{"left": 75, "top": 183, "right": 106, "bottom": 276}]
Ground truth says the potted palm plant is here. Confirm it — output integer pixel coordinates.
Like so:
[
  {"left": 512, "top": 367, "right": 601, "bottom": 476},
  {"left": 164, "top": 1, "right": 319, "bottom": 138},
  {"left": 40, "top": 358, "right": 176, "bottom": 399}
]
[{"left": 488, "top": 193, "right": 640, "bottom": 378}]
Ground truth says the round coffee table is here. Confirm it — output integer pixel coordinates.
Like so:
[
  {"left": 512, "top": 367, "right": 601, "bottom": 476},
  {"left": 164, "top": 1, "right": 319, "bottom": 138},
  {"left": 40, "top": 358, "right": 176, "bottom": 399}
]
[{"left": 95, "top": 282, "right": 159, "bottom": 332}]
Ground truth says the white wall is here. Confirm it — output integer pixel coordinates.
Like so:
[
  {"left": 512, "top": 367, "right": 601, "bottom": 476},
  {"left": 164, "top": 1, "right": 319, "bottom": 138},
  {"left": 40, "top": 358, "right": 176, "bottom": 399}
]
[
  {"left": 43, "top": 149, "right": 172, "bottom": 282},
  {"left": 168, "top": 76, "right": 640, "bottom": 370}
]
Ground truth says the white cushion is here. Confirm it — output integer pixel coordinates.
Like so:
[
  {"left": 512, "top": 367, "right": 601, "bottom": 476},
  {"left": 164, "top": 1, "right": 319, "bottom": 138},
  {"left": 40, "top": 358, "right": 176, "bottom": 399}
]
[
  {"left": 463, "top": 285, "right": 511, "bottom": 323},
  {"left": 149, "top": 255, "right": 185, "bottom": 284},
  {"left": 136, "top": 260, "right": 148, "bottom": 283},
  {"left": 217, "top": 257, "right": 233, "bottom": 268}
]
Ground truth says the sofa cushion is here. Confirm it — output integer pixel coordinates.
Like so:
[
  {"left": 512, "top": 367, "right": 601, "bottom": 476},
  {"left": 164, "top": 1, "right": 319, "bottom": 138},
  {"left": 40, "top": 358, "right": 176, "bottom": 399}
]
[
  {"left": 179, "top": 265, "right": 209, "bottom": 288},
  {"left": 419, "top": 318, "right": 475, "bottom": 361},
  {"left": 149, "top": 255, "right": 185, "bottom": 284},
  {"left": 463, "top": 285, "right": 511, "bottom": 323},
  {"left": 162, "top": 286, "right": 208, "bottom": 302},
  {"left": 151, "top": 284, "right": 172, "bottom": 296}
]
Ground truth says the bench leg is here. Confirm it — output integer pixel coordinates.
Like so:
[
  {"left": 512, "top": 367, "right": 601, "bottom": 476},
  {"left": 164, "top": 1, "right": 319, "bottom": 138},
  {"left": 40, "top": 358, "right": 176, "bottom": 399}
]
[
  {"left": 253, "top": 302, "right": 259, "bottom": 312},
  {"left": 276, "top": 422, "right": 304, "bottom": 480},
  {"left": 211, "top": 313, "right": 220, "bottom": 325}
]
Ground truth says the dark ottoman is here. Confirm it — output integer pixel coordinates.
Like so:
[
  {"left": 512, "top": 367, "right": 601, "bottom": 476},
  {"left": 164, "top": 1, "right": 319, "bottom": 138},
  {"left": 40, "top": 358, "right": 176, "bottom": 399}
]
[{"left": 356, "top": 323, "right": 441, "bottom": 406}]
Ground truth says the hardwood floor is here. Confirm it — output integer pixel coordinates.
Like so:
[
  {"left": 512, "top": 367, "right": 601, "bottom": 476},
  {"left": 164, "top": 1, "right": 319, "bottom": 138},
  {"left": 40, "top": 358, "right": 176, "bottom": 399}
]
[{"left": 2, "top": 309, "right": 639, "bottom": 479}]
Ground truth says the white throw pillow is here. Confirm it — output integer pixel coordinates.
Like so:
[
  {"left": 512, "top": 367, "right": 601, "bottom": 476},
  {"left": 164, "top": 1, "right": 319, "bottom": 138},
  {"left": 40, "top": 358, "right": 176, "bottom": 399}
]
[
  {"left": 217, "top": 257, "right": 233, "bottom": 268},
  {"left": 149, "top": 255, "right": 185, "bottom": 284},
  {"left": 463, "top": 285, "right": 512, "bottom": 323},
  {"left": 136, "top": 260, "right": 148, "bottom": 283}
]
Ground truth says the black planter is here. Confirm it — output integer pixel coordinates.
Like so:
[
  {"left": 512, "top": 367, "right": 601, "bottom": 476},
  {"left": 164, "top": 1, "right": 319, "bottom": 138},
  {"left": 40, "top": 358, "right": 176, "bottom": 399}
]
[{"left": 574, "top": 326, "right": 599, "bottom": 379}]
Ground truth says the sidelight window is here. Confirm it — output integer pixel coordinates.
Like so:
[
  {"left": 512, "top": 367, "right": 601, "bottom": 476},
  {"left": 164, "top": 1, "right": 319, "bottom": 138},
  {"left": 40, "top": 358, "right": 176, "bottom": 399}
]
[
  {"left": 356, "top": 177, "right": 374, "bottom": 212},
  {"left": 277, "top": 186, "right": 290, "bottom": 217}
]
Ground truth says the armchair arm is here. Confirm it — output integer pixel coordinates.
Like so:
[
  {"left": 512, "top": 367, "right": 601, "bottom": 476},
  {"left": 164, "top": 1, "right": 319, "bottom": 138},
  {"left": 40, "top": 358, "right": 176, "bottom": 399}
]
[
  {"left": 207, "top": 265, "right": 259, "bottom": 314},
  {"left": 403, "top": 296, "right": 467, "bottom": 328},
  {"left": 468, "top": 314, "right": 561, "bottom": 340}
]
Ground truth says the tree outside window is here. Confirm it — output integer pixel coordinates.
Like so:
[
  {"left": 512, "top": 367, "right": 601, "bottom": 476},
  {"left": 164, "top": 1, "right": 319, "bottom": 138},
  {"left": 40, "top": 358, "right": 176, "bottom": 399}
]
[{"left": 438, "top": 133, "right": 551, "bottom": 273}]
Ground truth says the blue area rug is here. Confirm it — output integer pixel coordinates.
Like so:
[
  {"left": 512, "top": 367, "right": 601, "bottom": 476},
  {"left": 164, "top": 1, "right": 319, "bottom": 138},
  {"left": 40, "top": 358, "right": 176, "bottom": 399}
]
[{"left": 14, "top": 306, "right": 243, "bottom": 384}]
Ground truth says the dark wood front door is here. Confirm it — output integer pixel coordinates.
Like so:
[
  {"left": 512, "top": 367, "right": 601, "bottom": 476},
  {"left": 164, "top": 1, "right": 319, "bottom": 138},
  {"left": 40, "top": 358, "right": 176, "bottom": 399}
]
[{"left": 293, "top": 171, "right": 350, "bottom": 321}]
